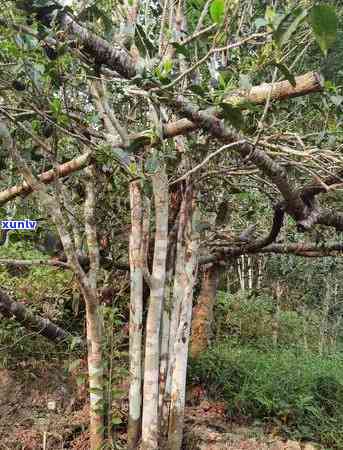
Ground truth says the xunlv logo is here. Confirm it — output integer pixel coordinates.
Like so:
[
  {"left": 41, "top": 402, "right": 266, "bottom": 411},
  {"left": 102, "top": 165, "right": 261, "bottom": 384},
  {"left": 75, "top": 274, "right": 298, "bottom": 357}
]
[{"left": 1, "top": 220, "right": 37, "bottom": 230}]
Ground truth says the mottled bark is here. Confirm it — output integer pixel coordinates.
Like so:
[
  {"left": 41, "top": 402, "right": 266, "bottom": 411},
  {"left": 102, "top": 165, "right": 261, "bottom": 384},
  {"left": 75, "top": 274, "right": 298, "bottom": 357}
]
[
  {"left": 190, "top": 264, "right": 220, "bottom": 358},
  {"left": 15, "top": 0, "right": 136, "bottom": 79},
  {"left": 167, "top": 186, "right": 199, "bottom": 450},
  {"left": 84, "top": 166, "right": 103, "bottom": 450},
  {"left": 0, "top": 288, "right": 71, "bottom": 343},
  {"left": 3, "top": 121, "right": 104, "bottom": 449},
  {"left": 223, "top": 71, "right": 322, "bottom": 106},
  {"left": 84, "top": 294, "right": 104, "bottom": 450},
  {"left": 141, "top": 165, "right": 168, "bottom": 450},
  {"left": 0, "top": 152, "right": 91, "bottom": 206},
  {"left": 172, "top": 96, "right": 307, "bottom": 223},
  {"left": 0, "top": 73, "right": 322, "bottom": 207},
  {"left": 128, "top": 181, "right": 144, "bottom": 450}
]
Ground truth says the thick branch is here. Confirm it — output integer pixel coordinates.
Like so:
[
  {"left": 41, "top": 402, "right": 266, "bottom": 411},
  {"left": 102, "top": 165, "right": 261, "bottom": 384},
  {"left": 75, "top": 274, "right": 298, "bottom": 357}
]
[
  {"left": 0, "top": 152, "right": 91, "bottom": 206},
  {"left": 172, "top": 96, "right": 307, "bottom": 221},
  {"left": 200, "top": 205, "right": 285, "bottom": 264},
  {"left": 0, "top": 71, "right": 322, "bottom": 206},
  {"left": 223, "top": 72, "right": 322, "bottom": 106},
  {"left": 201, "top": 240, "right": 343, "bottom": 263},
  {"left": 259, "top": 241, "right": 343, "bottom": 257},
  {"left": 0, "top": 258, "right": 70, "bottom": 268},
  {"left": 14, "top": 1, "right": 136, "bottom": 79},
  {"left": 0, "top": 288, "right": 72, "bottom": 343}
]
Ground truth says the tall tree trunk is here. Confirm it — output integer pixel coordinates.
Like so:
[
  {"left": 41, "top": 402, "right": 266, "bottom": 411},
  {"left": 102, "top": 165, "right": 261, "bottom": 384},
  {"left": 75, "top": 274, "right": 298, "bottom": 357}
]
[
  {"left": 3, "top": 123, "right": 104, "bottom": 449},
  {"left": 166, "top": 185, "right": 199, "bottom": 450},
  {"left": 128, "top": 181, "right": 144, "bottom": 450},
  {"left": 84, "top": 165, "right": 103, "bottom": 450},
  {"left": 141, "top": 166, "right": 168, "bottom": 450},
  {"left": 190, "top": 264, "right": 220, "bottom": 359},
  {"left": 84, "top": 291, "right": 104, "bottom": 450}
]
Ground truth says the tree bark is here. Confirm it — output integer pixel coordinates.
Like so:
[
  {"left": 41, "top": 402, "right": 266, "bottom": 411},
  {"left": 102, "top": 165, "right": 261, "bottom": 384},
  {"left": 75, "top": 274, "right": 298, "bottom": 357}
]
[
  {"left": 0, "top": 151, "right": 91, "bottom": 206},
  {"left": 223, "top": 71, "right": 322, "bottom": 106},
  {"left": 141, "top": 166, "right": 169, "bottom": 450},
  {"left": 128, "top": 181, "right": 144, "bottom": 450},
  {"left": 190, "top": 264, "right": 220, "bottom": 358},
  {"left": 0, "top": 288, "right": 71, "bottom": 343},
  {"left": 166, "top": 186, "right": 199, "bottom": 450},
  {"left": 84, "top": 165, "right": 103, "bottom": 450},
  {"left": 0, "top": 72, "right": 322, "bottom": 207}
]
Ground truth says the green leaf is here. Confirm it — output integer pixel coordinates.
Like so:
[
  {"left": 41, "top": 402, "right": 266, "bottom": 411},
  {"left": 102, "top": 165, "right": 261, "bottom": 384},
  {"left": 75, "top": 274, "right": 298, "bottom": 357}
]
[
  {"left": 273, "top": 7, "right": 308, "bottom": 47},
  {"left": 330, "top": 95, "right": 343, "bottom": 107},
  {"left": 239, "top": 74, "right": 252, "bottom": 90},
  {"left": 69, "top": 359, "right": 81, "bottom": 371},
  {"left": 135, "top": 24, "right": 157, "bottom": 57},
  {"left": 172, "top": 42, "right": 190, "bottom": 58},
  {"left": 210, "top": 0, "right": 225, "bottom": 24},
  {"left": 50, "top": 97, "right": 62, "bottom": 117},
  {"left": 309, "top": 5, "right": 338, "bottom": 57},
  {"left": 162, "top": 58, "right": 173, "bottom": 76},
  {"left": 76, "top": 375, "right": 86, "bottom": 386},
  {"left": 145, "top": 151, "right": 159, "bottom": 174},
  {"left": 190, "top": 84, "right": 206, "bottom": 96},
  {"left": 254, "top": 18, "right": 267, "bottom": 30},
  {"left": 112, "top": 417, "right": 122, "bottom": 425},
  {"left": 274, "top": 63, "right": 296, "bottom": 87},
  {"left": 220, "top": 103, "right": 245, "bottom": 130}
]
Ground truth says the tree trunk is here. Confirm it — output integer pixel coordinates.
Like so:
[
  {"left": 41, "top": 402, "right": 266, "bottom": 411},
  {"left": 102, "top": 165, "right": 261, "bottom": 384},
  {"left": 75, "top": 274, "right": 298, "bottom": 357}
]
[
  {"left": 128, "top": 181, "right": 144, "bottom": 450},
  {"left": 190, "top": 264, "right": 220, "bottom": 358},
  {"left": 141, "top": 166, "right": 169, "bottom": 450},
  {"left": 84, "top": 290, "right": 104, "bottom": 450},
  {"left": 84, "top": 165, "right": 103, "bottom": 450},
  {"left": 166, "top": 186, "right": 199, "bottom": 450}
]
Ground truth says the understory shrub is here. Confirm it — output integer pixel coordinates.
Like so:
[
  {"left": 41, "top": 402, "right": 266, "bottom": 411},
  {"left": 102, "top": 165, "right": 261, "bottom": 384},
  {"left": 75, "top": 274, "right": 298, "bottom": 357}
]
[{"left": 189, "top": 345, "right": 343, "bottom": 448}]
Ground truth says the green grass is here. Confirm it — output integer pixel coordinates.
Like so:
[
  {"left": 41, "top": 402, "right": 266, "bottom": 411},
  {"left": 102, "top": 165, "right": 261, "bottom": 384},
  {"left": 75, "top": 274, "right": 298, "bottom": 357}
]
[{"left": 189, "top": 345, "right": 343, "bottom": 448}]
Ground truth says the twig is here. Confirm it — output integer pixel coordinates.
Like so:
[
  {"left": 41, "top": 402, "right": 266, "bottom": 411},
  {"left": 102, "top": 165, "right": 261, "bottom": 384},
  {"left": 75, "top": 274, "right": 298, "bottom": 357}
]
[
  {"left": 155, "top": 32, "right": 268, "bottom": 91},
  {"left": 170, "top": 140, "right": 246, "bottom": 184}
]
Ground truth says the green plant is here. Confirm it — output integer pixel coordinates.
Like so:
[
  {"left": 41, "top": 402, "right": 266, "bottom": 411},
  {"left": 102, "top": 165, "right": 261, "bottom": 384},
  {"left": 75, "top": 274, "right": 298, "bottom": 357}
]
[{"left": 189, "top": 345, "right": 343, "bottom": 448}]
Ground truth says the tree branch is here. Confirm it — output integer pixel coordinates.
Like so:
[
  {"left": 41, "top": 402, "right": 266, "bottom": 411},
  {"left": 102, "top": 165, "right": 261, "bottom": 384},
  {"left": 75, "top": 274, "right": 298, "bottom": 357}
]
[{"left": 0, "top": 288, "right": 74, "bottom": 343}]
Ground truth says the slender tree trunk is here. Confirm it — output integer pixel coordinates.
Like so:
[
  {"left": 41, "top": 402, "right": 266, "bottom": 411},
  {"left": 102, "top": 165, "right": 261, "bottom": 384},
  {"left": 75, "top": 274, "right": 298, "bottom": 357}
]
[
  {"left": 256, "top": 256, "right": 264, "bottom": 290},
  {"left": 84, "top": 291, "right": 104, "bottom": 450},
  {"left": 141, "top": 166, "right": 168, "bottom": 450},
  {"left": 248, "top": 256, "right": 253, "bottom": 290},
  {"left": 159, "top": 262, "right": 175, "bottom": 429},
  {"left": 84, "top": 165, "right": 103, "bottom": 450},
  {"left": 167, "top": 186, "right": 199, "bottom": 450},
  {"left": 190, "top": 264, "right": 220, "bottom": 358},
  {"left": 239, "top": 256, "right": 245, "bottom": 291},
  {"left": 128, "top": 181, "right": 144, "bottom": 450}
]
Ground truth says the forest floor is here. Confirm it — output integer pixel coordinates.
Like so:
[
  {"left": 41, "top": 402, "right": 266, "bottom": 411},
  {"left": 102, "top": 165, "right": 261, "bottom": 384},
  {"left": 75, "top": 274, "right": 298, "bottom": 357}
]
[{"left": 0, "top": 365, "right": 322, "bottom": 450}]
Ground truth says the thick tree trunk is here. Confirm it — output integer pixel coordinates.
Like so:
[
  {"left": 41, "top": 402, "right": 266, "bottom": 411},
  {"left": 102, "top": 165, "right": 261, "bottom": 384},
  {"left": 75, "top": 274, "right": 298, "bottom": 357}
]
[
  {"left": 128, "top": 181, "right": 144, "bottom": 450},
  {"left": 190, "top": 264, "right": 220, "bottom": 359},
  {"left": 0, "top": 288, "right": 71, "bottom": 343},
  {"left": 141, "top": 166, "right": 168, "bottom": 450}
]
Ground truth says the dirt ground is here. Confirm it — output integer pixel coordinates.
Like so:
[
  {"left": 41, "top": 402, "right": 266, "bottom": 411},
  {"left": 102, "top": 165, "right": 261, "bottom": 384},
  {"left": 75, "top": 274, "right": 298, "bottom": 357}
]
[{"left": 0, "top": 367, "right": 322, "bottom": 450}]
